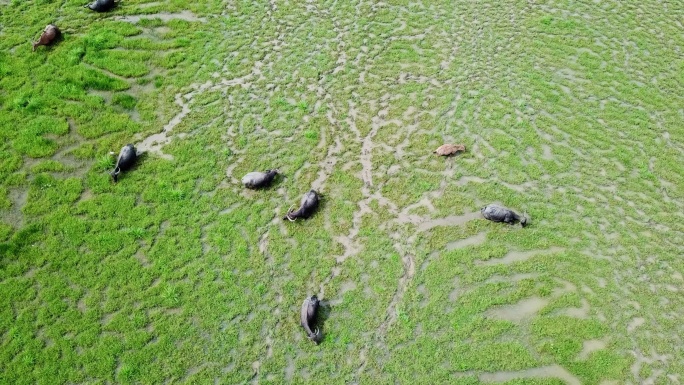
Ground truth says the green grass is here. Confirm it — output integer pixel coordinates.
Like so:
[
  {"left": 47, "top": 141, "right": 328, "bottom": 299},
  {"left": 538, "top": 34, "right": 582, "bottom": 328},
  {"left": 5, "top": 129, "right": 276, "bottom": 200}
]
[{"left": 2, "top": 0, "right": 684, "bottom": 384}]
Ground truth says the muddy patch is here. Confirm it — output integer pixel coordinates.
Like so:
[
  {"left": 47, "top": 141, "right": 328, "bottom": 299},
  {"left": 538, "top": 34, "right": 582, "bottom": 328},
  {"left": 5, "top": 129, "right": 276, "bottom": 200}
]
[
  {"left": 1, "top": 188, "right": 28, "bottom": 228},
  {"left": 485, "top": 273, "right": 540, "bottom": 284},
  {"left": 479, "top": 365, "right": 581, "bottom": 385},
  {"left": 627, "top": 317, "right": 645, "bottom": 333},
  {"left": 116, "top": 11, "right": 207, "bottom": 23},
  {"left": 133, "top": 249, "right": 151, "bottom": 268},
  {"left": 486, "top": 296, "right": 549, "bottom": 322},
  {"left": 577, "top": 339, "right": 607, "bottom": 360},
  {"left": 136, "top": 91, "right": 192, "bottom": 160},
  {"left": 477, "top": 247, "right": 565, "bottom": 266},
  {"left": 416, "top": 211, "right": 481, "bottom": 232},
  {"left": 446, "top": 232, "right": 487, "bottom": 251},
  {"left": 395, "top": 211, "right": 481, "bottom": 231},
  {"left": 328, "top": 280, "right": 357, "bottom": 306},
  {"left": 311, "top": 137, "right": 343, "bottom": 192},
  {"left": 558, "top": 298, "right": 591, "bottom": 319}
]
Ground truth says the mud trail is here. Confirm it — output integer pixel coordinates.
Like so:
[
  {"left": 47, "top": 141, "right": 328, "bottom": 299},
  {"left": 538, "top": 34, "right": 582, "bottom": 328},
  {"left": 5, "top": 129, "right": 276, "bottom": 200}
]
[{"left": 115, "top": 11, "right": 207, "bottom": 23}]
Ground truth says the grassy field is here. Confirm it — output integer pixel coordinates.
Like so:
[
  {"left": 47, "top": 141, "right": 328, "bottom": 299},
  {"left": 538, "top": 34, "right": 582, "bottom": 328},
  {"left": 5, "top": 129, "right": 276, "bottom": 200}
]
[{"left": 1, "top": 0, "right": 684, "bottom": 383}]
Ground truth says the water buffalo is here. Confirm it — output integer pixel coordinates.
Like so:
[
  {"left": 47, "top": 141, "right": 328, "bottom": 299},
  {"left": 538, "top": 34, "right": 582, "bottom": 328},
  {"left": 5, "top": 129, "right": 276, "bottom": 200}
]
[
  {"left": 481, "top": 204, "right": 528, "bottom": 227},
  {"left": 111, "top": 144, "right": 137, "bottom": 182},
  {"left": 241, "top": 169, "right": 279, "bottom": 189},
  {"left": 434, "top": 143, "right": 466, "bottom": 156},
  {"left": 33, "top": 24, "right": 60, "bottom": 51},
  {"left": 84, "top": 0, "right": 117, "bottom": 12},
  {"left": 284, "top": 190, "right": 320, "bottom": 221},
  {"left": 300, "top": 295, "right": 322, "bottom": 344}
]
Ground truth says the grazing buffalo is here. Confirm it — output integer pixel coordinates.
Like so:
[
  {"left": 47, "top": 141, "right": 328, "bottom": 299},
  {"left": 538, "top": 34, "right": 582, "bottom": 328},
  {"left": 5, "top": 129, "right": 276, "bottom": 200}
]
[
  {"left": 111, "top": 144, "right": 137, "bottom": 182},
  {"left": 33, "top": 24, "right": 60, "bottom": 51},
  {"left": 434, "top": 143, "right": 466, "bottom": 156},
  {"left": 84, "top": 0, "right": 117, "bottom": 12},
  {"left": 481, "top": 204, "right": 528, "bottom": 227},
  {"left": 241, "top": 169, "right": 279, "bottom": 189},
  {"left": 284, "top": 190, "right": 320, "bottom": 221},
  {"left": 300, "top": 295, "right": 322, "bottom": 344}
]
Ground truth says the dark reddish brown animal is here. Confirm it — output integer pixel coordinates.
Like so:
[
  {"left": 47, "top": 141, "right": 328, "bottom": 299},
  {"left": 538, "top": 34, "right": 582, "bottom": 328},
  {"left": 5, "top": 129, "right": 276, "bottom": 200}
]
[
  {"left": 33, "top": 24, "right": 61, "bottom": 52},
  {"left": 434, "top": 143, "right": 466, "bottom": 156}
]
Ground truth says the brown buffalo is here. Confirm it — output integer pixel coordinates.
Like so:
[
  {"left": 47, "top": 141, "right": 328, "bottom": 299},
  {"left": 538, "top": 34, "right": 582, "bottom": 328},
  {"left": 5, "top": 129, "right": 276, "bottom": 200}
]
[
  {"left": 433, "top": 143, "right": 466, "bottom": 156},
  {"left": 33, "top": 24, "right": 61, "bottom": 51}
]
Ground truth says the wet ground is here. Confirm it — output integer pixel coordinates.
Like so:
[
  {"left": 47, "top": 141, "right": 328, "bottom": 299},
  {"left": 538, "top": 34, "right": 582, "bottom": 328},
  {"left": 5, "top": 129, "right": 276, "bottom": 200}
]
[{"left": 1, "top": 0, "right": 684, "bottom": 384}]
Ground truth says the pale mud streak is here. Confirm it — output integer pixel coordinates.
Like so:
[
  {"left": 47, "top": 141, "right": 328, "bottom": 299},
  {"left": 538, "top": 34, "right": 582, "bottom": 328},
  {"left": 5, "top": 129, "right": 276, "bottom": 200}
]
[
  {"left": 630, "top": 349, "right": 673, "bottom": 384},
  {"left": 420, "top": 232, "right": 488, "bottom": 272},
  {"left": 258, "top": 232, "right": 274, "bottom": 266},
  {"left": 577, "top": 339, "right": 607, "bottom": 360},
  {"left": 327, "top": 104, "right": 382, "bottom": 267},
  {"left": 479, "top": 365, "right": 581, "bottom": 385},
  {"left": 333, "top": 201, "right": 369, "bottom": 264},
  {"left": 311, "top": 137, "right": 342, "bottom": 192},
  {"left": 115, "top": 11, "right": 207, "bottom": 23},
  {"left": 487, "top": 296, "right": 550, "bottom": 323},
  {"left": 327, "top": 280, "right": 357, "bottom": 306},
  {"left": 446, "top": 232, "right": 487, "bottom": 251},
  {"left": 1, "top": 188, "right": 28, "bottom": 228},
  {"left": 137, "top": 90, "right": 193, "bottom": 160},
  {"left": 486, "top": 281, "right": 583, "bottom": 322},
  {"left": 484, "top": 273, "right": 541, "bottom": 284},
  {"left": 137, "top": 70, "right": 255, "bottom": 159},
  {"left": 559, "top": 298, "right": 590, "bottom": 319},
  {"left": 351, "top": 169, "right": 474, "bottom": 382},
  {"left": 477, "top": 247, "right": 565, "bottom": 266},
  {"left": 413, "top": 211, "right": 482, "bottom": 232},
  {"left": 379, "top": 248, "right": 416, "bottom": 333}
]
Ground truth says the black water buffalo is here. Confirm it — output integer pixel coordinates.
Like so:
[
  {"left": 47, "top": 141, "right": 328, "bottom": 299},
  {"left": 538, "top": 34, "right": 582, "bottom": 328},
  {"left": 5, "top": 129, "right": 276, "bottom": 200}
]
[
  {"left": 481, "top": 204, "right": 528, "bottom": 227},
  {"left": 241, "top": 169, "right": 279, "bottom": 189},
  {"left": 111, "top": 144, "right": 137, "bottom": 182},
  {"left": 300, "top": 295, "right": 322, "bottom": 344},
  {"left": 284, "top": 190, "right": 320, "bottom": 221},
  {"left": 84, "top": 0, "right": 117, "bottom": 12}
]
